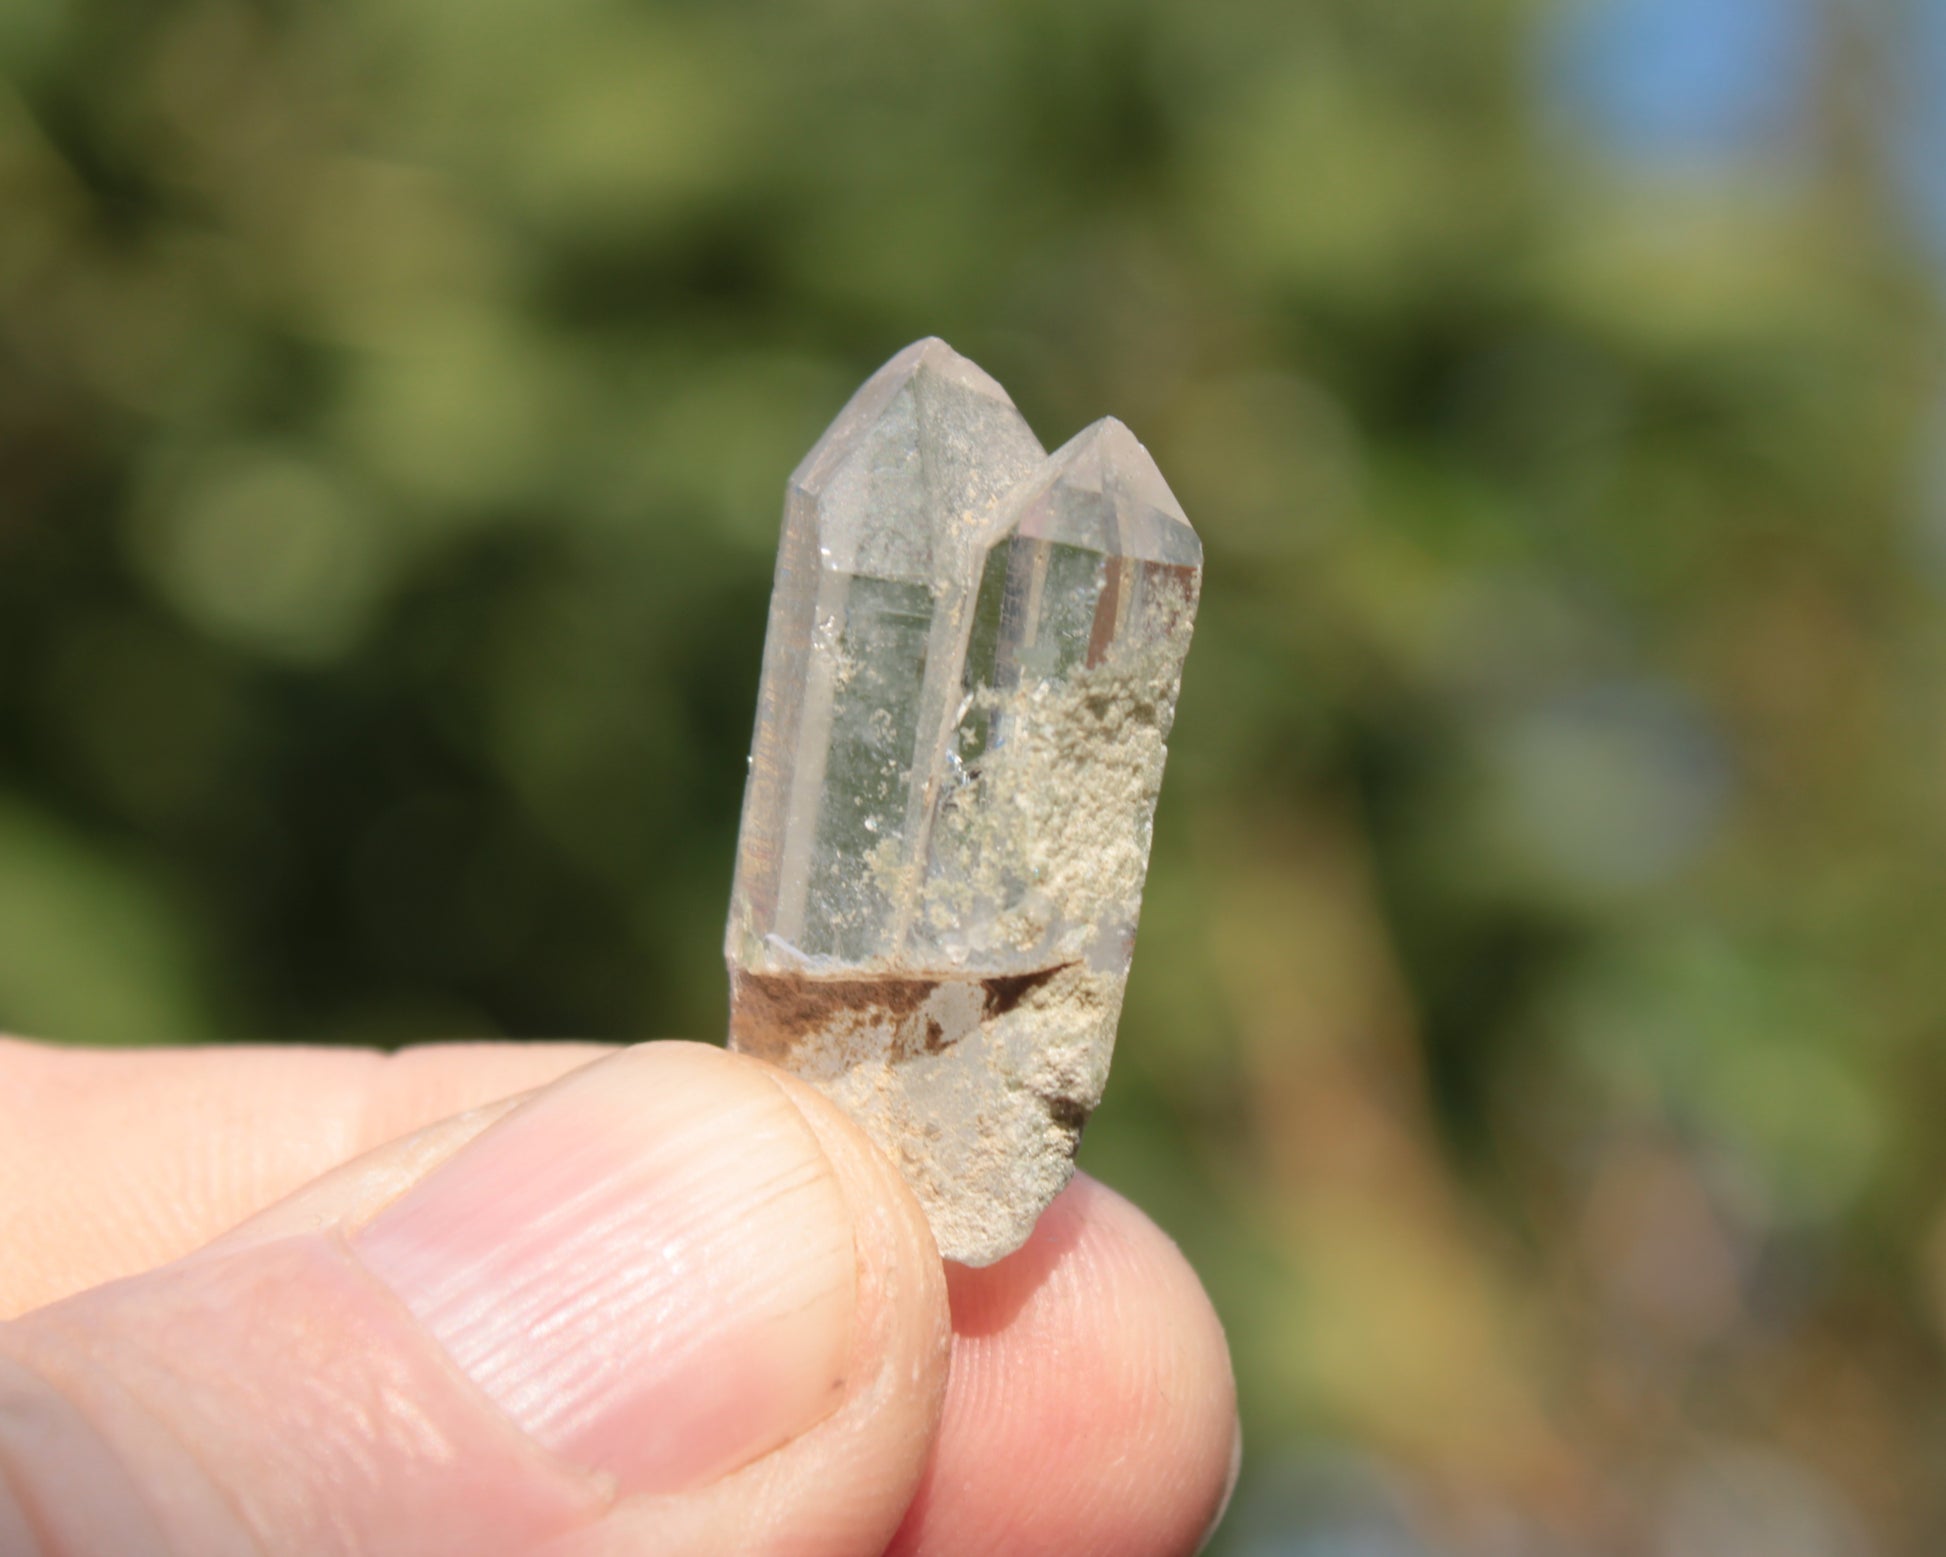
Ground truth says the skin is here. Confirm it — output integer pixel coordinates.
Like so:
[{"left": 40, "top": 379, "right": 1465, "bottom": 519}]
[{"left": 0, "top": 1038, "right": 1238, "bottom": 1556}]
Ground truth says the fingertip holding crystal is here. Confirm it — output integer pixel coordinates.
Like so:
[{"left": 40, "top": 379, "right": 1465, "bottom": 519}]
[{"left": 727, "top": 342, "right": 1200, "bottom": 1265}]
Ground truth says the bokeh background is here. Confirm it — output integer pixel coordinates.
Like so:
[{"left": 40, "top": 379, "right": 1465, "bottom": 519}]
[{"left": 5, "top": 0, "right": 1946, "bottom": 1550}]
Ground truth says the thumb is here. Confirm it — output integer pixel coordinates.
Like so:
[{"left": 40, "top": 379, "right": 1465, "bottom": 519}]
[{"left": 0, "top": 1042, "right": 950, "bottom": 1557}]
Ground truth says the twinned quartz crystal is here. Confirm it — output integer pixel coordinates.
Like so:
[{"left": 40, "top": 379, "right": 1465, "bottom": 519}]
[{"left": 727, "top": 339, "right": 1200, "bottom": 1264}]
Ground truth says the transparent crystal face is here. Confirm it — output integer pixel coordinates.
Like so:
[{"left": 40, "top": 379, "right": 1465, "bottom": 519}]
[
  {"left": 729, "top": 350, "right": 1201, "bottom": 980},
  {"left": 726, "top": 343, "right": 1203, "bottom": 1266},
  {"left": 909, "top": 420, "right": 1202, "bottom": 972},
  {"left": 728, "top": 339, "right": 1046, "bottom": 966}
]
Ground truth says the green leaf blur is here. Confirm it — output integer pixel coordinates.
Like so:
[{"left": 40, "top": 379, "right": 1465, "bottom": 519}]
[{"left": 3, "top": 0, "right": 1942, "bottom": 1548}]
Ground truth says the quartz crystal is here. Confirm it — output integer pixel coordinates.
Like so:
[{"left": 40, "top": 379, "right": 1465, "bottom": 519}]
[{"left": 727, "top": 338, "right": 1201, "bottom": 1264}]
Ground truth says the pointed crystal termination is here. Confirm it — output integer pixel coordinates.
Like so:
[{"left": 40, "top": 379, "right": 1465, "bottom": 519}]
[
  {"left": 727, "top": 343, "right": 1201, "bottom": 1265},
  {"left": 728, "top": 338, "right": 1047, "bottom": 969}
]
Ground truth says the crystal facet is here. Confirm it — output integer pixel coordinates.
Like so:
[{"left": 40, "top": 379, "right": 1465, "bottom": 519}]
[{"left": 727, "top": 340, "right": 1201, "bottom": 1264}]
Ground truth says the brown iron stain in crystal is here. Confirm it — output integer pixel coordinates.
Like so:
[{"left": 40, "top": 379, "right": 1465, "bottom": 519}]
[
  {"left": 731, "top": 969, "right": 937, "bottom": 1065},
  {"left": 980, "top": 963, "right": 1073, "bottom": 1018},
  {"left": 733, "top": 962, "right": 1078, "bottom": 1068}
]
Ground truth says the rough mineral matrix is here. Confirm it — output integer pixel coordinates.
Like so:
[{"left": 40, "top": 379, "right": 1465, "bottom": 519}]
[{"left": 726, "top": 339, "right": 1201, "bottom": 1264}]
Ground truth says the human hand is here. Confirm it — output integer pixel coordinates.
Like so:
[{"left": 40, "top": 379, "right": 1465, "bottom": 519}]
[{"left": 0, "top": 1038, "right": 1238, "bottom": 1554}]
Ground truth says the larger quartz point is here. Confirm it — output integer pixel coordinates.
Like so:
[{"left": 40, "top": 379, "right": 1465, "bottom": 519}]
[{"left": 727, "top": 339, "right": 1201, "bottom": 1264}]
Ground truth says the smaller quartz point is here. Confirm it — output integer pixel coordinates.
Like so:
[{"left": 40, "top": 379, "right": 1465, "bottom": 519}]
[{"left": 727, "top": 340, "right": 1200, "bottom": 1265}]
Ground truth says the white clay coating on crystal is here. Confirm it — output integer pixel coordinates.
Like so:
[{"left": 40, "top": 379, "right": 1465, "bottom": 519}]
[{"left": 726, "top": 340, "right": 1200, "bottom": 1265}]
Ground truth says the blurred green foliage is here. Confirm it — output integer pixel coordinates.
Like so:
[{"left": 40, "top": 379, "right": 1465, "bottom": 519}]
[{"left": 3, "top": 0, "right": 1944, "bottom": 1549}]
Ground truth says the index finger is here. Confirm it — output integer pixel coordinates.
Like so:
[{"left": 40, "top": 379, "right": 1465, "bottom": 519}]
[{"left": 0, "top": 1037, "right": 612, "bottom": 1317}]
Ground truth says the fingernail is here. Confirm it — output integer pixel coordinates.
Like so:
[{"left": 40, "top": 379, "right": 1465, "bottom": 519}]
[
  {"left": 354, "top": 1045, "right": 856, "bottom": 1494},
  {"left": 1198, "top": 1420, "right": 1243, "bottom": 1554}
]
